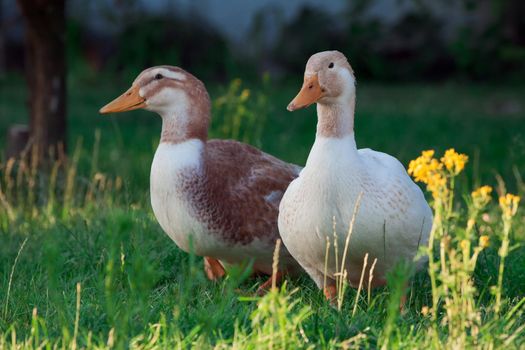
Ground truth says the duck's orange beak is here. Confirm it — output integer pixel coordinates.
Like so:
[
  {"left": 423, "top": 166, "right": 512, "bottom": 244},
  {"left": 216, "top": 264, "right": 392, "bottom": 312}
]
[
  {"left": 99, "top": 85, "right": 146, "bottom": 114},
  {"left": 287, "top": 74, "right": 323, "bottom": 111}
]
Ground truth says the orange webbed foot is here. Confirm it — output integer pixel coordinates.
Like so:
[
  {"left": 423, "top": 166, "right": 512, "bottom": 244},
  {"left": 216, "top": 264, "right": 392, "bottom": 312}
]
[
  {"left": 323, "top": 284, "right": 337, "bottom": 305},
  {"left": 204, "top": 257, "right": 226, "bottom": 281},
  {"left": 255, "top": 271, "right": 283, "bottom": 296}
]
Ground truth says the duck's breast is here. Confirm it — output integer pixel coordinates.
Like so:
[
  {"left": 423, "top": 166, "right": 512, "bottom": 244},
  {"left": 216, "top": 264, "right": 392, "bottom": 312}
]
[
  {"left": 279, "top": 136, "right": 362, "bottom": 269},
  {"left": 150, "top": 140, "right": 211, "bottom": 254}
]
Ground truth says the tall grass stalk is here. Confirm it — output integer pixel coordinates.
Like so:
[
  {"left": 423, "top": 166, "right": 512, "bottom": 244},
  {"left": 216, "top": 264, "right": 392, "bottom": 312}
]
[
  {"left": 63, "top": 138, "right": 82, "bottom": 217},
  {"left": 495, "top": 222, "right": 510, "bottom": 314},
  {"left": 271, "top": 239, "right": 282, "bottom": 291},
  {"left": 3, "top": 237, "right": 28, "bottom": 320},
  {"left": 72, "top": 282, "right": 81, "bottom": 350},
  {"left": 335, "top": 192, "right": 363, "bottom": 311},
  {"left": 352, "top": 253, "right": 368, "bottom": 317},
  {"left": 367, "top": 258, "right": 377, "bottom": 307},
  {"left": 495, "top": 193, "right": 521, "bottom": 313}
]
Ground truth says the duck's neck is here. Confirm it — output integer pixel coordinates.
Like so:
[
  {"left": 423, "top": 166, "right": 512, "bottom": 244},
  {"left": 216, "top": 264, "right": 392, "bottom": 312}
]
[
  {"left": 316, "top": 94, "right": 355, "bottom": 139},
  {"left": 159, "top": 107, "right": 209, "bottom": 145}
]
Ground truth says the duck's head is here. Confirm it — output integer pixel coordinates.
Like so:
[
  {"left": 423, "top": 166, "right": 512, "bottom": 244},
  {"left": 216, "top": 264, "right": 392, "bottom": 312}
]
[
  {"left": 287, "top": 51, "right": 355, "bottom": 111},
  {"left": 100, "top": 66, "right": 210, "bottom": 118}
]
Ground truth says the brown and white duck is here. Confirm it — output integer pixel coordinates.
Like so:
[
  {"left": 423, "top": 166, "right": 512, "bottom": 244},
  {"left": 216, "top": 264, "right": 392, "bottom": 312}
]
[{"left": 100, "top": 66, "right": 301, "bottom": 289}]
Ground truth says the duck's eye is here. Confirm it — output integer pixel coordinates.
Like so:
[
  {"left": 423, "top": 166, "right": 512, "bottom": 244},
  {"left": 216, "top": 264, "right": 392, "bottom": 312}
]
[
  {"left": 155, "top": 73, "right": 163, "bottom": 80},
  {"left": 328, "top": 62, "right": 334, "bottom": 69}
]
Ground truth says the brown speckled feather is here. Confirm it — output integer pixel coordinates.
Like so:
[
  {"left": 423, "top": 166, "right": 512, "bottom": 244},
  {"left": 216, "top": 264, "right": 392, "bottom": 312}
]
[{"left": 181, "top": 139, "right": 301, "bottom": 245}]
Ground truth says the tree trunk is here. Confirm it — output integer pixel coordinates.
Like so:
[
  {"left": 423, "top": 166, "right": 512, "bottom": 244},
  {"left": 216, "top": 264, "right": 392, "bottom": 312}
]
[
  {"left": 16, "top": 0, "right": 67, "bottom": 158},
  {"left": 0, "top": 0, "right": 5, "bottom": 79}
]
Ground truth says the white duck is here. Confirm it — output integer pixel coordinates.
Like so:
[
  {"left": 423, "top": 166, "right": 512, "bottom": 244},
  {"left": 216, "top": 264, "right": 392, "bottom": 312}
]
[
  {"left": 100, "top": 66, "right": 301, "bottom": 290},
  {"left": 278, "top": 51, "right": 432, "bottom": 300}
]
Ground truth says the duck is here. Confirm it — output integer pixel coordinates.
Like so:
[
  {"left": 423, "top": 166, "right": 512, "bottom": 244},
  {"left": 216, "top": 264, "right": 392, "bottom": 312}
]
[
  {"left": 99, "top": 66, "right": 301, "bottom": 290},
  {"left": 278, "top": 51, "right": 433, "bottom": 301}
]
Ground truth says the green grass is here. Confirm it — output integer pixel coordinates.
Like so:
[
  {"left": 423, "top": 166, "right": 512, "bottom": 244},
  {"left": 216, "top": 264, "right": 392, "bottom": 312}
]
[{"left": 0, "top": 73, "right": 524, "bottom": 348}]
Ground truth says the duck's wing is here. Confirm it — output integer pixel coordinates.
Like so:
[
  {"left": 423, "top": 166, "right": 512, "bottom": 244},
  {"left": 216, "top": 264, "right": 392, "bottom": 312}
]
[
  {"left": 199, "top": 139, "right": 301, "bottom": 246},
  {"left": 358, "top": 148, "right": 426, "bottom": 196},
  {"left": 357, "top": 148, "right": 433, "bottom": 236}
]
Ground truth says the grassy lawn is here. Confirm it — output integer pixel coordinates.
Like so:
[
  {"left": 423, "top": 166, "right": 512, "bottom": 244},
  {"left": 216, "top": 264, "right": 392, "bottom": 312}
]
[{"left": 1, "top": 73, "right": 524, "bottom": 348}]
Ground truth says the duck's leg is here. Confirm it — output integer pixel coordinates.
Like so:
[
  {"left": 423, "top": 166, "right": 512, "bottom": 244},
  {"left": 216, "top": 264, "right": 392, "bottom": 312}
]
[
  {"left": 204, "top": 257, "right": 226, "bottom": 281},
  {"left": 399, "top": 281, "right": 408, "bottom": 312},
  {"left": 256, "top": 271, "right": 283, "bottom": 296},
  {"left": 323, "top": 283, "right": 338, "bottom": 304},
  {"left": 298, "top": 264, "right": 338, "bottom": 304}
]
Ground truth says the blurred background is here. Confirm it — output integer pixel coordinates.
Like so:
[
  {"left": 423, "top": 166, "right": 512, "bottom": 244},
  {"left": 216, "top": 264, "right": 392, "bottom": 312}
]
[
  {"left": 4, "top": 0, "right": 525, "bottom": 81},
  {"left": 1, "top": 0, "right": 525, "bottom": 192},
  {"left": 3, "top": 0, "right": 525, "bottom": 80}
]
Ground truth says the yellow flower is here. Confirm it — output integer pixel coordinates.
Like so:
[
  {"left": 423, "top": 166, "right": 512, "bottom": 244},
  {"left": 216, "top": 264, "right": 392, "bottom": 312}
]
[
  {"left": 408, "top": 150, "right": 443, "bottom": 184},
  {"left": 240, "top": 89, "right": 251, "bottom": 101},
  {"left": 460, "top": 239, "right": 469, "bottom": 251},
  {"left": 421, "top": 150, "right": 435, "bottom": 159},
  {"left": 408, "top": 148, "right": 468, "bottom": 202},
  {"left": 499, "top": 194, "right": 521, "bottom": 219},
  {"left": 467, "top": 218, "right": 475, "bottom": 231},
  {"left": 479, "top": 235, "right": 490, "bottom": 248},
  {"left": 472, "top": 185, "right": 492, "bottom": 209},
  {"left": 421, "top": 306, "right": 430, "bottom": 316},
  {"left": 441, "top": 148, "right": 468, "bottom": 175},
  {"left": 232, "top": 78, "right": 242, "bottom": 87},
  {"left": 115, "top": 176, "right": 123, "bottom": 191},
  {"left": 427, "top": 172, "right": 448, "bottom": 200}
]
